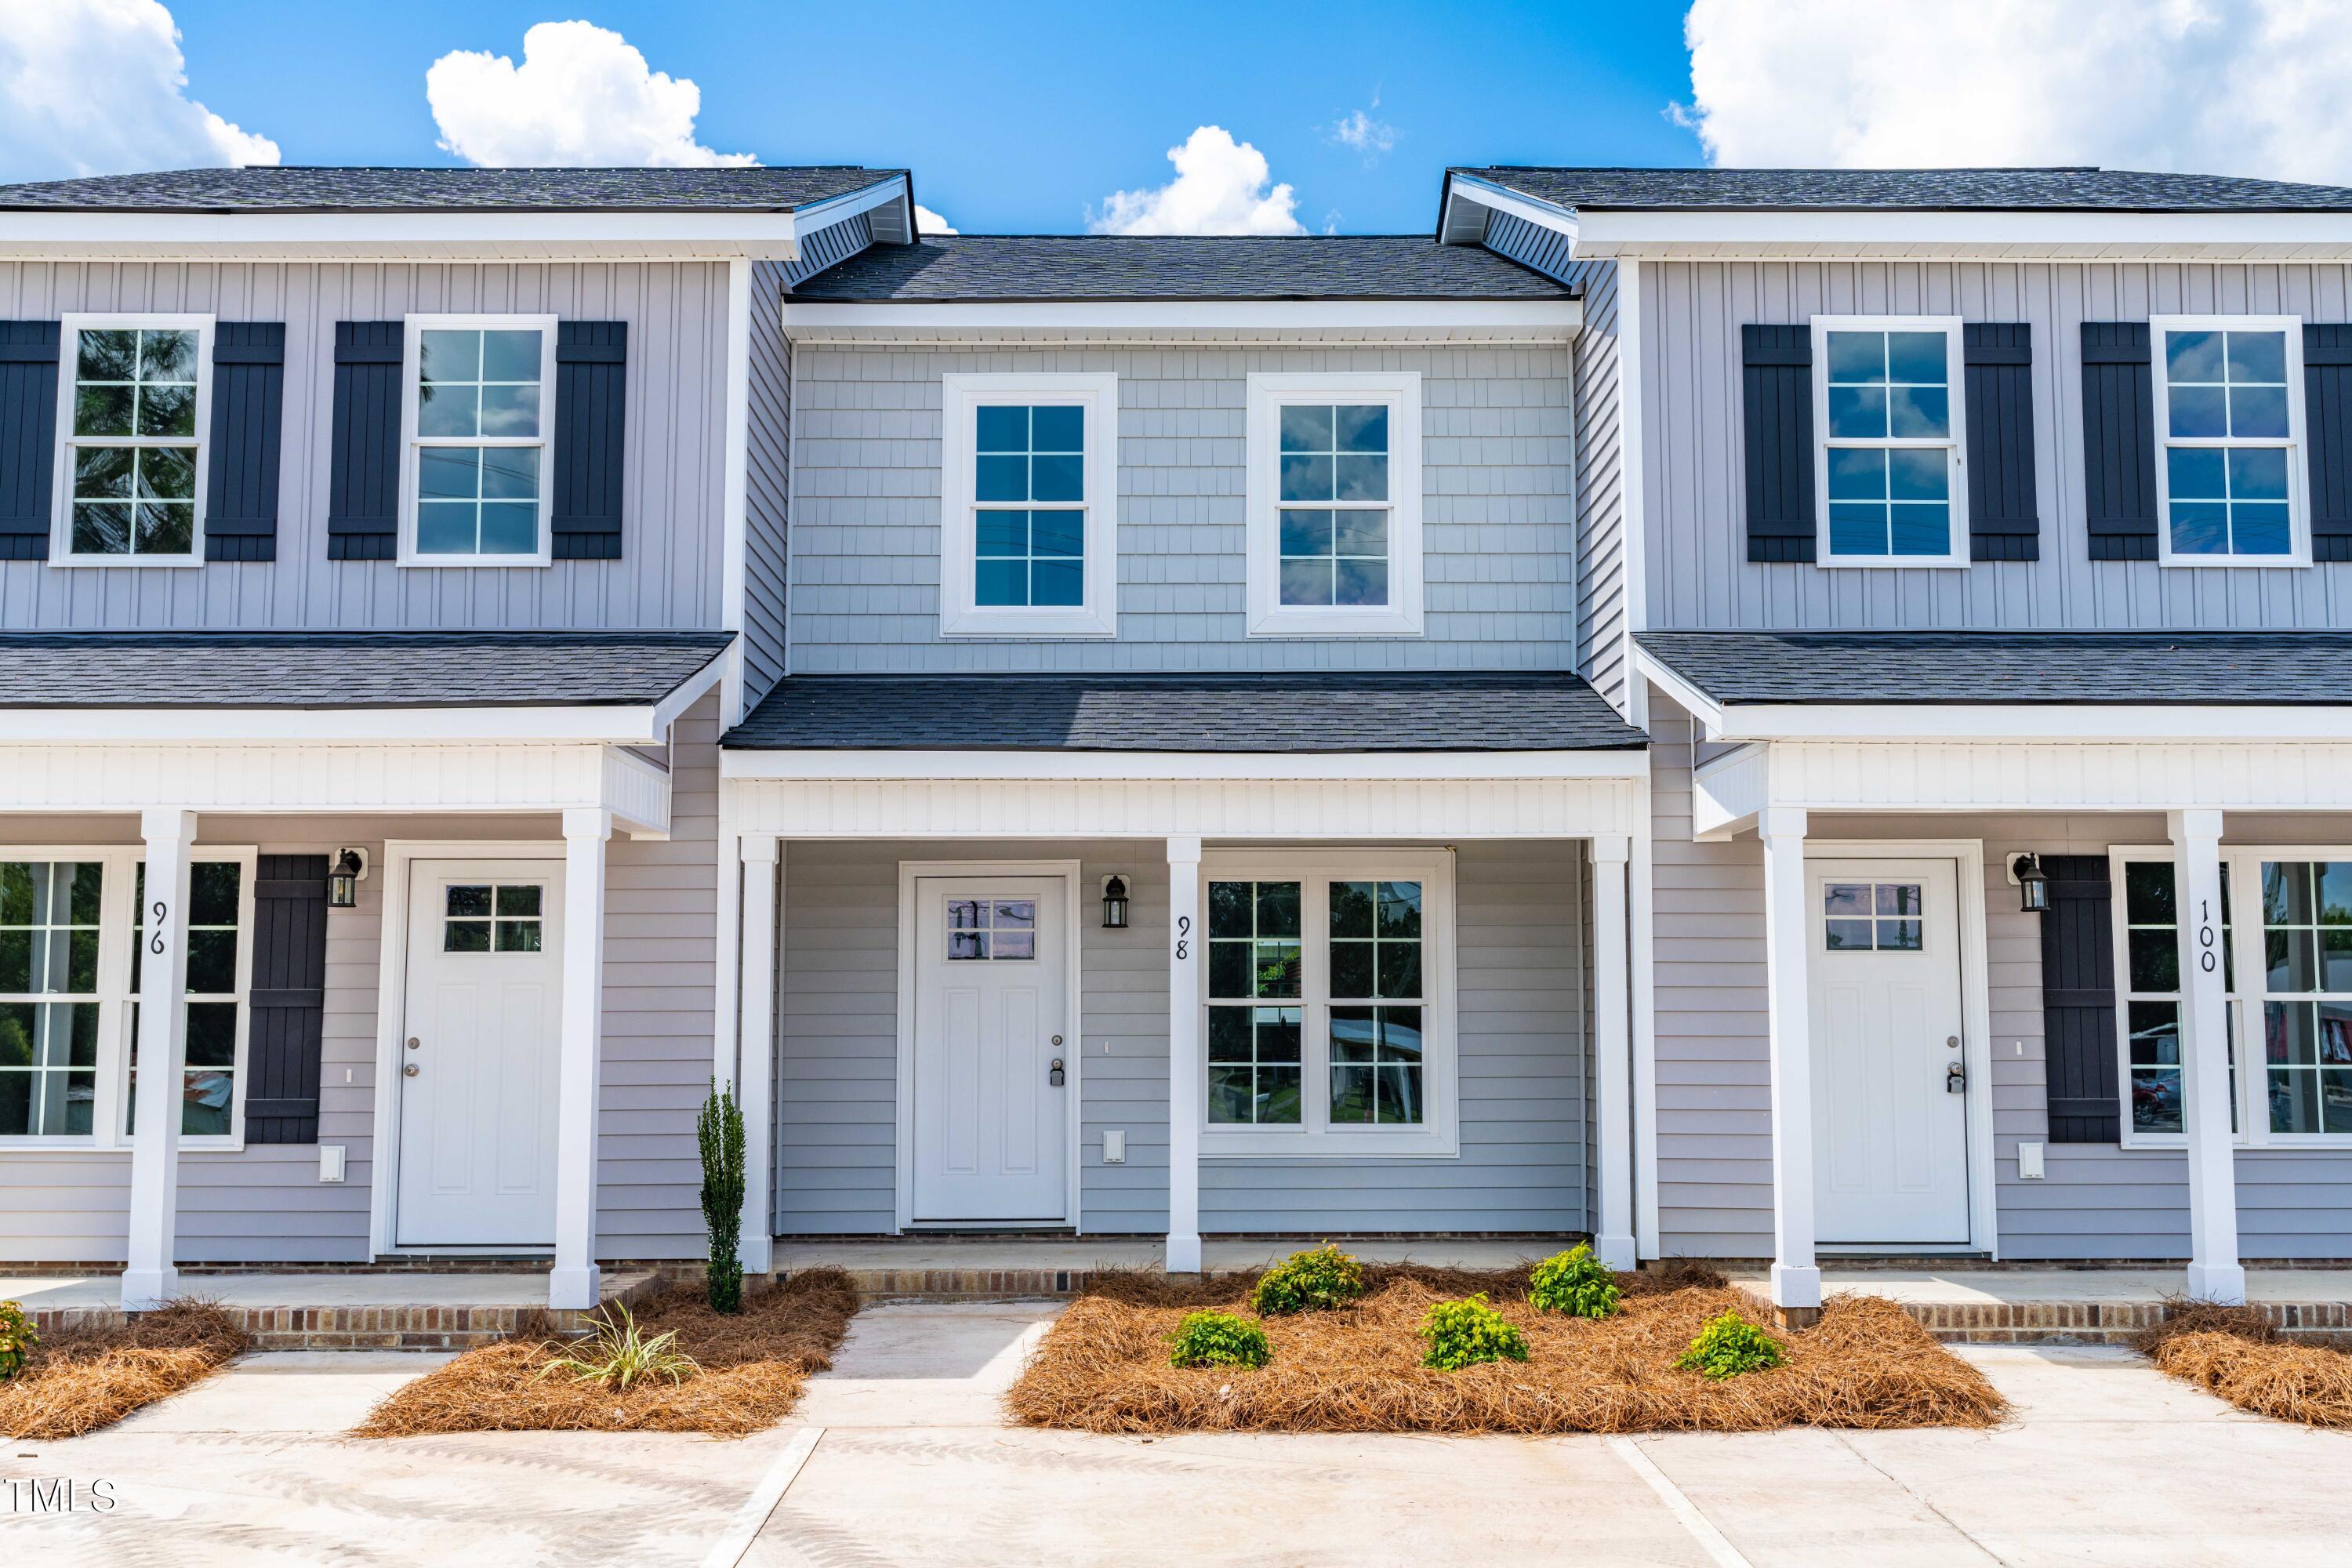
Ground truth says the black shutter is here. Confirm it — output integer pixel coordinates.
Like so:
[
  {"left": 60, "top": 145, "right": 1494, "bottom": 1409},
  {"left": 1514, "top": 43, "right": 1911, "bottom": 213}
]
[
  {"left": 2081, "top": 322, "right": 2158, "bottom": 561},
  {"left": 245, "top": 854, "right": 328, "bottom": 1145},
  {"left": 0, "top": 321, "right": 61, "bottom": 561},
  {"left": 1742, "top": 325, "right": 1816, "bottom": 562},
  {"left": 326, "top": 321, "right": 403, "bottom": 561},
  {"left": 1964, "top": 323, "right": 2039, "bottom": 561},
  {"left": 2303, "top": 325, "right": 2352, "bottom": 563},
  {"left": 551, "top": 321, "right": 627, "bottom": 561},
  {"left": 2040, "top": 855, "right": 2121, "bottom": 1144},
  {"left": 204, "top": 322, "right": 285, "bottom": 563}
]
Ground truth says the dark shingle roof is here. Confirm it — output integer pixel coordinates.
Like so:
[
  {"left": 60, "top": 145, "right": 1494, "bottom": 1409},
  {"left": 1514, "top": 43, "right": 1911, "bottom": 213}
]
[
  {"left": 1454, "top": 166, "right": 2352, "bottom": 214},
  {"left": 790, "top": 234, "right": 1572, "bottom": 301},
  {"left": 0, "top": 631, "right": 730, "bottom": 707},
  {"left": 724, "top": 672, "right": 1643, "bottom": 752},
  {"left": 1637, "top": 630, "right": 2352, "bottom": 706},
  {"left": 0, "top": 166, "right": 900, "bottom": 213}
]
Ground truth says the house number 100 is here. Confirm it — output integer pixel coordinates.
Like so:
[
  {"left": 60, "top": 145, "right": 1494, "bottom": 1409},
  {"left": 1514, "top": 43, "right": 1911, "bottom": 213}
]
[{"left": 2198, "top": 898, "right": 2217, "bottom": 973}]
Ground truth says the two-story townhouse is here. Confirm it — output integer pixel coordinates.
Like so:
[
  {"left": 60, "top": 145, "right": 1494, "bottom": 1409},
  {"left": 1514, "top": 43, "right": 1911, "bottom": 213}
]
[
  {"left": 1437, "top": 165, "right": 2352, "bottom": 1311},
  {"left": 0, "top": 165, "right": 920, "bottom": 1312},
  {"left": 710, "top": 233, "right": 1647, "bottom": 1272}
]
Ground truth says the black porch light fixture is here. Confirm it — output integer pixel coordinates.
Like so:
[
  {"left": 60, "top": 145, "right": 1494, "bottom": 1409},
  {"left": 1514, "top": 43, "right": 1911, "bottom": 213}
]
[
  {"left": 2012, "top": 852, "right": 2051, "bottom": 914},
  {"left": 1102, "top": 874, "right": 1131, "bottom": 929},
  {"left": 328, "top": 848, "right": 368, "bottom": 909}
]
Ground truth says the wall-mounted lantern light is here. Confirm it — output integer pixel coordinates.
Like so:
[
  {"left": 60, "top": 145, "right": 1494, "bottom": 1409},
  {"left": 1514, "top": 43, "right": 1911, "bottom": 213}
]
[
  {"left": 328, "top": 848, "right": 369, "bottom": 909},
  {"left": 1102, "top": 874, "right": 1131, "bottom": 930},
  {"left": 2011, "top": 852, "right": 2050, "bottom": 914}
]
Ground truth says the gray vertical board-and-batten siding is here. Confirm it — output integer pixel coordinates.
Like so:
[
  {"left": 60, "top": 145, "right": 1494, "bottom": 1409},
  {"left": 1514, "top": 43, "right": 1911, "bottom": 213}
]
[
  {"left": 783, "top": 344, "right": 1577, "bottom": 673},
  {"left": 773, "top": 840, "right": 1593, "bottom": 1236},
  {"left": 0, "top": 695, "right": 724, "bottom": 1265},
  {"left": 1637, "top": 259, "right": 2352, "bottom": 633},
  {"left": 0, "top": 260, "right": 728, "bottom": 632}
]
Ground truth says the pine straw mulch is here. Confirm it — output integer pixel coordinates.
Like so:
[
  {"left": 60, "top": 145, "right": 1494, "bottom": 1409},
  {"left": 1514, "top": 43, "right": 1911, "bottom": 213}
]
[
  {"left": 0, "top": 1300, "right": 249, "bottom": 1440},
  {"left": 2137, "top": 1300, "right": 2352, "bottom": 1427},
  {"left": 1009, "top": 1260, "right": 2007, "bottom": 1435},
  {"left": 351, "top": 1268, "right": 862, "bottom": 1439}
]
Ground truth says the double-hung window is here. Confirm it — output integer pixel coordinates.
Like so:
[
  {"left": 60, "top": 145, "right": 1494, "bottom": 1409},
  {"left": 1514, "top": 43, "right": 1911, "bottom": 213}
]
[
  {"left": 2251, "top": 856, "right": 2352, "bottom": 1141},
  {"left": 53, "top": 314, "right": 212, "bottom": 564},
  {"left": 2150, "top": 316, "right": 2306, "bottom": 564},
  {"left": 0, "top": 846, "right": 254, "bottom": 1150},
  {"left": 1245, "top": 372, "right": 1424, "bottom": 636},
  {"left": 401, "top": 314, "right": 557, "bottom": 566},
  {"left": 938, "top": 372, "right": 1119, "bottom": 637},
  {"left": 2110, "top": 851, "right": 2238, "bottom": 1144},
  {"left": 1200, "top": 850, "right": 1455, "bottom": 1156},
  {"left": 1812, "top": 317, "right": 1967, "bottom": 566}
]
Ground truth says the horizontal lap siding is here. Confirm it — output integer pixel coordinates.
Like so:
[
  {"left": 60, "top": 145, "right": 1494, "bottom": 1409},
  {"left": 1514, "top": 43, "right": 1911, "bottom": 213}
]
[
  {"left": 1642, "top": 260, "right": 2352, "bottom": 633},
  {"left": 0, "top": 260, "right": 725, "bottom": 630},
  {"left": 786, "top": 344, "right": 1576, "bottom": 672}
]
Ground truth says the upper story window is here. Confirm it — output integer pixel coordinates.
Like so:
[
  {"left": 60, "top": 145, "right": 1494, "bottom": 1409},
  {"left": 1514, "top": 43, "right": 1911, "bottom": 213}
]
[
  {"left": 1811, "top": 317, "right": 1967, "bottom": 568},
  {"left": 2151, "top": 316, "right": 2306, "bottom": 564},
  {"left": 938, "top": 372, "right": 1119, "bottom": 637},
  {"left": 54, "top": 314, "right": 212, "bottom": 566},
  {"left": 1246, "top": 372, "right": 1423, "bottom": 635},
  {"left": 401, "top": 315, "right": 557, "bottom": 567}
]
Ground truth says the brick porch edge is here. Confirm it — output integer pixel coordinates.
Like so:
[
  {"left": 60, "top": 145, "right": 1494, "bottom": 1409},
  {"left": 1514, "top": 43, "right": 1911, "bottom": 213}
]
[
  {"left": 25, "top": 1272, "right": 665, "bottom": 1351},
  {"left": 1734, "top": 1287, "right": 2352, "bottom": 1345}
]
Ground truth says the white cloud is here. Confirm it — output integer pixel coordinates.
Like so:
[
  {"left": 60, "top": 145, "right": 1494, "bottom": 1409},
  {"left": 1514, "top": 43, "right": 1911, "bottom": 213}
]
[
  {"left": 0, "top": 0, "right": 277, "bottom": 182},
  {"left": 914, "top": 203, "right": 958, "bottom": 235},
  {"left": 426, "top": 20, "right": 753, "bottom": 167},
  {"left": 1678, "top": 0, "right": 2352, "bottom": 182},
  {"left": 1089, "top": 125, "right": 1305, "bottom": 235},
  {"left": 1327, "top": 104, "right": 1396, "bottom": 162}
]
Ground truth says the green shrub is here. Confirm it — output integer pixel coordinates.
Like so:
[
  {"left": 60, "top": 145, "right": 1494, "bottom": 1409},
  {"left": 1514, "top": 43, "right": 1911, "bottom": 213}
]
[
  {"left": 1676, "top": 1312, "right": 1785, "bottom": 1380},
  {"left": 0, "top": 1299, "right": 34, "bottom": 1382},
  {"left": 1168, "top": 1311, "right": 1271, "bottom": 1370},
  {"left": 1250, "top": 1243, "right": 1367, "bottom": 1316},
  {"left": 1528, "top": 1243, "right": 1621, "bottom": 1319},
  {"left": 1419, "top": 1294, "right": 1530, "bottom": 1371},
  {"left": 698, "top": 1080, "right": 747, "bottom": 1314}
]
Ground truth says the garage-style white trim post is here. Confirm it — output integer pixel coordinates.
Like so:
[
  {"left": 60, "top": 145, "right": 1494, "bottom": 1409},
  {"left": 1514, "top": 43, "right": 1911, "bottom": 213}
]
[
  {"left": 737, "top": 834, "right": 780, "bottom": 1276},
  {"left": 122, "top": 808, "right": 196, "bottom": 1312},
  {"left": 1590, "top": 833, "right": 1636, "bottom": 1270},
  {"left": 1760, "top": 805, "right": 1821, "bottom": 1309},
  {"left": 1166, "top": 835, "right": 1204, "bottom": 1272},
  {"left": 2171, "top": 808, "right": 2246, "bottom": 1305},
  {"left": 549, "top": 807, "right": 612, "bottom": 1311}
]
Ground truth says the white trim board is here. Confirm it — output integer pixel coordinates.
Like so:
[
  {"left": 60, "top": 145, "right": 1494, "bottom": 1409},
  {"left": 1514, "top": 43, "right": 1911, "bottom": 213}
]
[
  {"left": 0, "top": 211, "right": 806, "bottom": 263},
  {"left": 891, "top": 858, "right": 1085, "bottom": 1234},
  {"left": 722, "top": 748, "right": 1647, "bottom": 782},
  {"left": 779, "top": 299, "right": 1583, "bottom": 343}
]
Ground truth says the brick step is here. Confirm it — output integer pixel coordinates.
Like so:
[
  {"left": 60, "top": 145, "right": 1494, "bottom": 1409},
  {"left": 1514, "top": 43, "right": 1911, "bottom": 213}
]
[
  {"left": 1737, "top": 1286, "right": 2352, "bottom": 1345},
  {"left": 780, "top": 1265, "right": 1099, "bottom": 1301}
]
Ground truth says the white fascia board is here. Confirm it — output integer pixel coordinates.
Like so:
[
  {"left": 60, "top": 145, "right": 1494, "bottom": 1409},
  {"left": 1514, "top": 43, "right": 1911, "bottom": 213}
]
[
  {"left": 722, "top": 747, "right": 1648, "bottom": 782},
  {"left": 1442, "top": 175, "right": 1583, "bottom": 246},
  {"left": 1628, "top": 647, "right": 1726, "bottom": 736},
  {"left": 790, "top": 176, "right": 909, "bottom": 241},
  {"left": 649, "top": 651, "right": 731, "bottom": 734},
  {"left": 778, "top": 298, "right": 1582, "bottom": 342},
  {"left": 1568, "top": 207, "right": 2352, "bottom": 262},
  {"left": 0, "top": 704, "right": 684, "bottom": 746},
  {"left": 1709, "top": 703, "right": 2352, "bottom": 743},
  {"left": 0, "top": 209, "right": 804, "bottom": 262}
]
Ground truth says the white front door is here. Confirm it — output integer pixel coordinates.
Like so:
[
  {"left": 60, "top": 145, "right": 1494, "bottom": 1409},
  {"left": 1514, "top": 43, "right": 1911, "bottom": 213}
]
[
  {"left": 910, "top": 876, "right": 1069, "bottom": 1223},
  {"left": 1808, "top": 857, "right": 1971, "bottom": 1246},
  {"left": 396, "top": 858, "right": 565, "bottom": 1247}
]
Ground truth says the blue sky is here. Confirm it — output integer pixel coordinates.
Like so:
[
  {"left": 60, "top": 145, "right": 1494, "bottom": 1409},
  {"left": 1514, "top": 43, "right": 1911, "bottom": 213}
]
[{"left": 163, "top": 0, "right": 1704, "bottom": 233}]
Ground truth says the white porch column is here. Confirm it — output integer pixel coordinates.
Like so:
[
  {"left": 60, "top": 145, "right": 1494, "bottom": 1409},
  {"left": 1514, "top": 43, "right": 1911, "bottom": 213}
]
[
  {"left": 737, "top": 835, "right": 780, "bottom": 1276},
  {"left": 122, "top": 808, "right": 196, "bottom": 1312},
  {"left": 1590, "top": 833, "right": 1636, "bottom": 1270},
  {"left": 2171, "top": 808, "right": 2245, "bottom": 1305},
  {"left": 1166, "top": 836, "right": 1204, "bottom": 1273},
  {"left": 1759, "top": 805, "right": 1820, "bottom": 1309},
  {"left": 549, "top": 807, "right": 612, "bottom": 1311}
]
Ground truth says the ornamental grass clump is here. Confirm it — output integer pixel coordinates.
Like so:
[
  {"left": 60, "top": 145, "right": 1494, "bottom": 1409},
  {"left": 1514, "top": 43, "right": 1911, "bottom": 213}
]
[
  {"left": 1529, "top": 1244, "right": 1621, "bottom": 1320},
  {"left": 1250, "top": 1243, "right": 1367, "bottom": 1316},
  {"left": 1168, "top": 1311, "right": 1271, "bottom": 1370},
  {"left": 1419, "top": 1294, "right": 1530, "bottom": 1370},
  {"left": 0, "top": 1301, "right": 34, "bottom": 1382},
  {"left": 1677, "top": 1312, "right": 1785, "bottom": 1380},
  {"left": 535, "top": 1304, "right": 699, "bottom": 1392}
]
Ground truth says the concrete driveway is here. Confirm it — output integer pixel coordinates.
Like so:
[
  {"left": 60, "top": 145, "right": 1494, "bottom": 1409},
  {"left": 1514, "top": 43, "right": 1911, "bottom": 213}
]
[{"left": 4, "top": 1302, "right": 2349, "bottom": 1566}]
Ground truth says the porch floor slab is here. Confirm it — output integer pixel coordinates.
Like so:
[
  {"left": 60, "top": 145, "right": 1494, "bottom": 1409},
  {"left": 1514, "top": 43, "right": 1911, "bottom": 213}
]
[{"left": 1724, "top": 1266, "right": 2352, "bottom": 1344}]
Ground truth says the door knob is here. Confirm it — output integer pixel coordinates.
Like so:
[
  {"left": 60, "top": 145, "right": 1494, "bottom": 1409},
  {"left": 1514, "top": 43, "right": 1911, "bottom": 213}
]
[
  {"left": 1945, "top": 1062, "right": 1965, "bottom": 1094},
  {"left": 1049, "top": 1057, "right": 1065, "bottom": 1087},
  {"left": 403, "top": 1062, "right": 421, "bottom": 1078}
]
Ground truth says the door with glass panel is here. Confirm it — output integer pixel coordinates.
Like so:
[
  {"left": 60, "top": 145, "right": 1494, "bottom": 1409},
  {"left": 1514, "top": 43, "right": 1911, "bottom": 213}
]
[
  {"left": 396, "top": 859, "right": 564, "bottom": 1247},
  {"left": 909, "top": 878, "right": 1068, "bottom": 1223},
  {"left": 1807, "top": 858, "right": 1970, "bottom": 1245}
]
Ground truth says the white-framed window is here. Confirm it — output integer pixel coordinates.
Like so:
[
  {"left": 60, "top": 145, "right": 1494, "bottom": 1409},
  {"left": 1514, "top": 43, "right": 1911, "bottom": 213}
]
[
  {"left": 2109, "top": 849, "right": 2241, "bottom": 1148},
  {"left": 1200, "top": 848, "right": 1456, "bottom": 1157},
  {"left": 1244, "top": 371, "right": 1424, "bottom": 637},
  {"left": 0, "top": 845, "right": 255, "bottom": 1151},
  {"left": 1810, "top": 316, "right": 1968, "bottom": 568},
  {"left": 2246, "top": 854, "right": 2352, "bottom": 1142},
  {"left": 399, "top": 314, "right": 558, "bottom": 567},
  {"left": 51, "top": 314, "right": 214, "bottom": 566},
  {"left": 938, "top": 372, "right": 1119, "bottom": 637},
  {"left": 2150, "top": 315, "right": 2307, "bottom": 565}
]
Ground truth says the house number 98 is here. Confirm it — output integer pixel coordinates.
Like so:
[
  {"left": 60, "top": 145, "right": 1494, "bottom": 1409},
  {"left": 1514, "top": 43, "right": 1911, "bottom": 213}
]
[{"left": 1174, "top": 914, "right": 1191, "bottom": 961}]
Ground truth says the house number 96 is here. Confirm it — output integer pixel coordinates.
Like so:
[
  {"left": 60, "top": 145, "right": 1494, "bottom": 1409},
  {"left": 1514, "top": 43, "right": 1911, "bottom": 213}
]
[
  {"left": 2198, "top": 898, "right": 2217, "bottom": 973},
  {"left": 1174, "top": 914, "right": 1191, "bottom": 961},
  {"left": 150, "top": 898, "right": 169, "bottom": 955}
]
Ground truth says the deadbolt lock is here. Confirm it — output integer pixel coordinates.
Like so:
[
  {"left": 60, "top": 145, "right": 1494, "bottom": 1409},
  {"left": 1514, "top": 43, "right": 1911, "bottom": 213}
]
[
  {"left": 1050, "top": 1057, "right": 1066, "bottom": 1087},
  {"left": 406, "top": 1036, "right": 421, "bottom": 1051}
]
